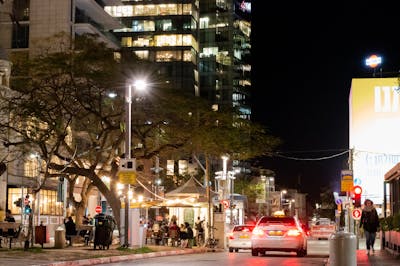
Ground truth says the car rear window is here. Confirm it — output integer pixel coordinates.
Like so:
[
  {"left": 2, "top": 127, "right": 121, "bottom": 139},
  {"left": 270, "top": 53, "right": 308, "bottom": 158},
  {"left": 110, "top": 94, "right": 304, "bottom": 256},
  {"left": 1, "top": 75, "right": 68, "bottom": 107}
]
[
  {"left": 258, "top": 217, "right": 296, "bottom": 226},
  {"left": 233, "top": 225, "right": 254, "bottom": 232}
]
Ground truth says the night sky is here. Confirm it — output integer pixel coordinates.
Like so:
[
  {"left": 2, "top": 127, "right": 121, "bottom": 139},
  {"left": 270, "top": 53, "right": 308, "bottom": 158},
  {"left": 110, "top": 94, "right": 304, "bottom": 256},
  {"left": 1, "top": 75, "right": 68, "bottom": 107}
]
[{"left": 251, "top": 2, "right": 400, "bottom": 202}]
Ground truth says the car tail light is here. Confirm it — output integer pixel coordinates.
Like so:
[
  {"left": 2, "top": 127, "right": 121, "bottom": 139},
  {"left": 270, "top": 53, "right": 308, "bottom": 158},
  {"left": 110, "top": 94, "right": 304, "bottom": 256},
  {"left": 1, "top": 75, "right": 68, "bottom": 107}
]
[
  {"left": 287, "top": 229, "right": 301, "bottom": 237},
  {"left": 228, "top": 232, "right": 234, "bottom": 240},
  {"left": 252, "top": 227, "right": 264, "bottom": 236}
]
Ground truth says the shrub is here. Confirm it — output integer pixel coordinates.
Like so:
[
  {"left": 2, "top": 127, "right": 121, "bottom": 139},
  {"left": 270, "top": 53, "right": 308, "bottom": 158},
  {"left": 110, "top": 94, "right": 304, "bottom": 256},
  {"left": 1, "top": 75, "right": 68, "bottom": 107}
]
[{"left": 380, "top": 212, "right": 400, "bottom": 232}]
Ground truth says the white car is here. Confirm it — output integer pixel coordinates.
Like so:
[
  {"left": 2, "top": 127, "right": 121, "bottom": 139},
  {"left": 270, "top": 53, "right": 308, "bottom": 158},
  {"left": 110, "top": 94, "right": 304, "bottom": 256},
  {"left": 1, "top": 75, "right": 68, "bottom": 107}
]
[
  {"left": 227, "top": 224, "right": 255, "bottom": 252},
  {"left": 251, "top": 216, "right": 307, "bottom": 257}
]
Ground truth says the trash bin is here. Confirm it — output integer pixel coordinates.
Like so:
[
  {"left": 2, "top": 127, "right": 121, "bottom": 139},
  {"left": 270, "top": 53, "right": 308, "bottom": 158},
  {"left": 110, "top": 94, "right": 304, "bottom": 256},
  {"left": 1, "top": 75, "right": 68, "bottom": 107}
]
[
  {"left": 329, "top": 231, "right": 357, "bottom": 266},
  {"left": 54, "top": 226, "right": 65, "bottom": 249},
  {"left": 35, "top": 224, "right": 47, "bottom": 248},
  {"left": 93, "top": 213, "right": 116, "bottom": 250}
]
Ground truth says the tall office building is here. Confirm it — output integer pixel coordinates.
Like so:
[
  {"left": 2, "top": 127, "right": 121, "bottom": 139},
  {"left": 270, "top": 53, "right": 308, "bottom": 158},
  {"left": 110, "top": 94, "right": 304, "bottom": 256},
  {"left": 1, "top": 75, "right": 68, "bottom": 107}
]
[
  {"left": 105, "top": 1, "right": 200, "bottom": 95},
  {"left": 198, "top": 0, "right": 251, "bottom": 119}
]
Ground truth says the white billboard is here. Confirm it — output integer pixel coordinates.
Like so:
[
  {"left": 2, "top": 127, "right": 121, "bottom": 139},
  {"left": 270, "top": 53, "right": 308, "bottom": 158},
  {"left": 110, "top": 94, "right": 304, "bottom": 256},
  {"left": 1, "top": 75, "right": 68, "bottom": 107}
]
[{"left": 349, "top": 78, "right": 400, "bottom": 205}]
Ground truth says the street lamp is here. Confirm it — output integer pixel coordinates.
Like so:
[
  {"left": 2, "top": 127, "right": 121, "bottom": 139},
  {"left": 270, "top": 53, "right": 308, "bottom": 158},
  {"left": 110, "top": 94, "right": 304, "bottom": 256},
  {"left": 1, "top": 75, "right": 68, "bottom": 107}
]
[
  {"left": 280, "top": 189, "right": 287, "bottom": 210},
  {"left": 123, "top": 79, "right": 147, "bottom": 247}
]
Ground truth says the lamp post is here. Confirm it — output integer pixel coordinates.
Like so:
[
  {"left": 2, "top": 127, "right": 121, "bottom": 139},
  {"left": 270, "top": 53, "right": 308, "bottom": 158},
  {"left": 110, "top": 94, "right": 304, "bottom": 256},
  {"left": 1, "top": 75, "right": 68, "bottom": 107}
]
[
  {"left": 123, "top": 79, "right": 146, "bottom": 247},
  {"left": 280, "top": 189, "right": 287, "bottom": 210},
  {"left": 266, "top": 177, "right": 274, "bottom": 216}
]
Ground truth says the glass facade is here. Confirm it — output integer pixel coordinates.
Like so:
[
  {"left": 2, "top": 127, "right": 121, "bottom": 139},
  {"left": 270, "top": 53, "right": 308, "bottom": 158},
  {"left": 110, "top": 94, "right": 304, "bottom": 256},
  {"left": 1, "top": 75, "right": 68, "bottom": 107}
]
[
  {"left": 107, "top": 0, "right": 199, "bottom": 93},
  {"left": 199, "top": 0, "right": 251, "bottom": 119},
  {"left": 7, "top": 188, "right": 63, "bottom": 216}
]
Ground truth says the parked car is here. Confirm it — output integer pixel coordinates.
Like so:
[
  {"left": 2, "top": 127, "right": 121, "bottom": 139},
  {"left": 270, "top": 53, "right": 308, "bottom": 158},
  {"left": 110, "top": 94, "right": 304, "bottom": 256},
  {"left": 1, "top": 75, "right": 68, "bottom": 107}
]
[
  {"left": 251, "top": 215, "right": 307, "bottom": 257},
  {"left": 227, "top": 224, "right": 255, "bottom": 252}
]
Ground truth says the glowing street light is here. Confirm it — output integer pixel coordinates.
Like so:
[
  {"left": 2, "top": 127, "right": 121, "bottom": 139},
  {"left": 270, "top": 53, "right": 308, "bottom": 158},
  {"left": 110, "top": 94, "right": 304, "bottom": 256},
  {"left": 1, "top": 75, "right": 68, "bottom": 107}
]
[{"left": 122, "top": 78, "right": 147, "bottom": 247}]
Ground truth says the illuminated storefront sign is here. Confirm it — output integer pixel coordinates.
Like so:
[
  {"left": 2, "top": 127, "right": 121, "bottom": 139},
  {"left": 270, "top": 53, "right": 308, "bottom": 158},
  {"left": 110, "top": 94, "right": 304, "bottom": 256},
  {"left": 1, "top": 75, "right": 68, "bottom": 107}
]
[
  {"left": 365, "top": 54, "right": 382, "bottom": 68},
  {"left": 349, "top": 78, "right": 400, "bottom": 205}
]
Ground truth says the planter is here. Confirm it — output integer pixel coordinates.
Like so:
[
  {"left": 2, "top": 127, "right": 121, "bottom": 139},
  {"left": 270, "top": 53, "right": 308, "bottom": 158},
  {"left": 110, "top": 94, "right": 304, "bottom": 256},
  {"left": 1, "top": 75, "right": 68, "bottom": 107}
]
[
  {"left": 384, "top": 230, "right": 400, "bottom": 251},
  {"left": 390, "top": 231, "right": 400, "bottom": 247}
]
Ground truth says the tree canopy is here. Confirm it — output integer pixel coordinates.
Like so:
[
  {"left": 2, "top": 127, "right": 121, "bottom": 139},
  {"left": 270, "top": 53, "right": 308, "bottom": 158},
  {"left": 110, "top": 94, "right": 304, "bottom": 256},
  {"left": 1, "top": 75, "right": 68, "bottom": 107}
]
[{"left": 0, "top": 33, "right": 280, "bottom": 228}]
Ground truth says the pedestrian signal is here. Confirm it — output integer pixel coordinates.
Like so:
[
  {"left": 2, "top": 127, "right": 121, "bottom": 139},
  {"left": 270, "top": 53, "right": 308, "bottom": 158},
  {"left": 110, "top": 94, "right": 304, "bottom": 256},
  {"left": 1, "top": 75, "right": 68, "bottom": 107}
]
[{"left": 353, "top": 185, "right": 362, "bottom": 208}]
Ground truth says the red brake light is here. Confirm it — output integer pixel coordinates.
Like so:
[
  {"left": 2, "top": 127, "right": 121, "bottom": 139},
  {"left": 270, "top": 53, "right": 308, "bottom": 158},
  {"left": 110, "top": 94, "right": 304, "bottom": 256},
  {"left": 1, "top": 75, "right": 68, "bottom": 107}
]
[
  {"left": 287, "top": 229, "right": 301, "bottom": 237},
  {"left": 228, "top": 232, "right": 234, "bottom": 239},
  {"left": 252, "top": 227, "right": 264, "bottom": 236}
]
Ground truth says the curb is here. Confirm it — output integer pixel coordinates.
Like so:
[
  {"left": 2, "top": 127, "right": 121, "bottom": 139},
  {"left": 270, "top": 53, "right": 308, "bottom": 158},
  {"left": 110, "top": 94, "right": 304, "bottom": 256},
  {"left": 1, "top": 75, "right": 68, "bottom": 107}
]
[{"left": 32, "top": 247, "right": 211, "bottom": 266}]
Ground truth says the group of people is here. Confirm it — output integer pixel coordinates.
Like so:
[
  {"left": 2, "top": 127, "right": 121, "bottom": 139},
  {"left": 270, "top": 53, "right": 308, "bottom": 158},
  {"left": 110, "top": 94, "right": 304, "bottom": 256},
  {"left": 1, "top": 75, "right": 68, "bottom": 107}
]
[{"left": 150, "top": 216, "right": 204, "bottom": 248}]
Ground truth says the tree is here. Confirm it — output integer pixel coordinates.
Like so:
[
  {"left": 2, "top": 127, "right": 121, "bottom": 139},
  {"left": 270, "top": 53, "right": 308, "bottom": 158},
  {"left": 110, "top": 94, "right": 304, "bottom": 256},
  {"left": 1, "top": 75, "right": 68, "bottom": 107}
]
[{"left": 0, "top": 32, "right": 281, "bottom": 234}]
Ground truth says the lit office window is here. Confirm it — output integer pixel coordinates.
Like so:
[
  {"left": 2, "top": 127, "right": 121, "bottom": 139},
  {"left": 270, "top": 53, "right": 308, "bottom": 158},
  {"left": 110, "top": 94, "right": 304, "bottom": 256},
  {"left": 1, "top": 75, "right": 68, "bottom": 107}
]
[
  {"left": 121, "top": 37, "right": 132, "bottom": 47},
  {"left": 183, "top": 50, "right": 192, "bottom": 62},
  {"left": 134, "top": 50, "right": 149, "bottom": 60}
]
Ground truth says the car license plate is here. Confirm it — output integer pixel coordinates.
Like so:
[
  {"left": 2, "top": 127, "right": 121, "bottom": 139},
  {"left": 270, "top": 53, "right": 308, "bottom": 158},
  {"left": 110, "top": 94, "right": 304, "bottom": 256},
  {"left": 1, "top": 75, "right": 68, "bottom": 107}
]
[
  {"left": 268, "top": 230, "right": 283, "bottom": 236},
  {"left": 239, "top": 235, "right": 249, "bottom": 238}
]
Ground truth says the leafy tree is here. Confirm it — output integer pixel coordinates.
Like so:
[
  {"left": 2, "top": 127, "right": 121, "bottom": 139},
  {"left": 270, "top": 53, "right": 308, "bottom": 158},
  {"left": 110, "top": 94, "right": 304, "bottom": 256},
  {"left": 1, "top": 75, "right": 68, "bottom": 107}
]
[{"left": 0, "top": 32, "right": 281, "bottom": 236}]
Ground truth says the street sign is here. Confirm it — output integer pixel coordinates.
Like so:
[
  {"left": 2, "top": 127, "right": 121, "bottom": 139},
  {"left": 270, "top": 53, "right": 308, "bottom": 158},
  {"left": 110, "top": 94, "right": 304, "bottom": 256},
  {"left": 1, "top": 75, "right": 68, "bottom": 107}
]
[
  {"left": 352, "top": 208, "right": 362, "bottom": 220},
  {"left": 118, "top": 170, "right": 137, "bottom": 184},
  {"left": 341, "top": 170, "right": 354, "bottom": 192},
  {"left": 221, "top": 200, "right": 230, "bottom": 209},
  {"left": 95, "top": 205, "right": 102, "bottom": 213}
]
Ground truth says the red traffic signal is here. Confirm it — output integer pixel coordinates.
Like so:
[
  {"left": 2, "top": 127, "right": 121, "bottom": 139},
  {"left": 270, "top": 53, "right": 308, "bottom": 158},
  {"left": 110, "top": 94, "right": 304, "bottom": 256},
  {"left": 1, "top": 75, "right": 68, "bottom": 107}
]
[
  {"left": 353, "top": 185, "right": 362, "bottom": 195},
  {"left": 353, "top": 185, "right": 362, "bottom": 207}
]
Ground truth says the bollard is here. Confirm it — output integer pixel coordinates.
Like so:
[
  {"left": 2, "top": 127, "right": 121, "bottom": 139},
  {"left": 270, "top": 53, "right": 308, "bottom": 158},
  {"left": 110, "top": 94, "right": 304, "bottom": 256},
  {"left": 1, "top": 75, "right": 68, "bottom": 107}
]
[
  {"left": 329, "top": 231, "right": 357, "bottom": 266},
  {"left": 54, "top": 226, "right": 65, "bottom": 249}
]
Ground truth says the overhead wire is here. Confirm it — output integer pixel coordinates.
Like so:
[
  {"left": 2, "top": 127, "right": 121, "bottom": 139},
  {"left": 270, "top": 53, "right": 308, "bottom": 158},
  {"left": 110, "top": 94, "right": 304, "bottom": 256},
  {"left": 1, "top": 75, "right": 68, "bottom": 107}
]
[{"left": 271, "top": 149, "right": 350, "bottom": 161}]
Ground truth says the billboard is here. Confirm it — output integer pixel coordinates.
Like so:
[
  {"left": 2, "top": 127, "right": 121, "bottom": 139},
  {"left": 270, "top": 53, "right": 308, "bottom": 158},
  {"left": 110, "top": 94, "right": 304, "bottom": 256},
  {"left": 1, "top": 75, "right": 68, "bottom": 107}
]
[{"left": 349, "top": 78, "right": 400, "bottom": 205}]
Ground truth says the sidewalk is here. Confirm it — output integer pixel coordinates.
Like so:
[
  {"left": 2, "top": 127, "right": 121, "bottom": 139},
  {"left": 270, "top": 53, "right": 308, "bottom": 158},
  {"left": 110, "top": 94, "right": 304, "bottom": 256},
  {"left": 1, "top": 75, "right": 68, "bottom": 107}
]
[
  {"left": 0, "top": 241, "right": 216, "bottom": 266},
  {"left": 326, "top": 236, "right": 400, "bottom": 265}
]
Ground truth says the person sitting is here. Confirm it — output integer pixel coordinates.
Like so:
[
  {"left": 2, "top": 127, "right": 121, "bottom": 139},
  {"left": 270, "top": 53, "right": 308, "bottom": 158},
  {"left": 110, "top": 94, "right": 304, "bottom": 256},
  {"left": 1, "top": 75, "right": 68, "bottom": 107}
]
[
  {"left": 5, "top": 209, "right": 15, "bottom": 222},
  {"left": 64, "top": 216, "right": 77, "bottom": 246},
  {"left": 1, "top": 209, "right": 16, "bottom": 247}
]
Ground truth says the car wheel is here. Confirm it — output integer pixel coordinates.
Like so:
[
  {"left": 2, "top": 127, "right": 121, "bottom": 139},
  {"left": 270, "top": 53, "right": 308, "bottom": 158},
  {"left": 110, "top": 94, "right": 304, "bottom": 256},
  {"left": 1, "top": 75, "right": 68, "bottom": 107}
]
[
  {"left": 296, "top": 249, "right": 307, "bottom": 257},
  {"left": 229, "top": 248, "right": 234, "bottom": 252},
  {"left": 235, "top": 248, "right": 239, "bottom": 252},
  {"left": 251, "top": 248, "right": 258, "bottom": 256}
]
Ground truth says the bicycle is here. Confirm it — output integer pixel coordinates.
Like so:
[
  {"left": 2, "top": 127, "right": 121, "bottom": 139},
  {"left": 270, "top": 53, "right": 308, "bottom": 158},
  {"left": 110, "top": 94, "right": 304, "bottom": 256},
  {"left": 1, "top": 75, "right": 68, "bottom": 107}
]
[
  {"left": 204, "top": 237, "right": 219, "bottom": 249},
  {"left": 204, "top": 224, "right": 219, "bottom": 250}
]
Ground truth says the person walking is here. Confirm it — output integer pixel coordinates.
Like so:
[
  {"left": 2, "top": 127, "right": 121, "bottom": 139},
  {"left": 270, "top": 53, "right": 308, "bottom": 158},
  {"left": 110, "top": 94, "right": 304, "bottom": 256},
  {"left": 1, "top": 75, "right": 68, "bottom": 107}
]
[{"left": 360, "top": 199, "right": 380, "bottom": 255}]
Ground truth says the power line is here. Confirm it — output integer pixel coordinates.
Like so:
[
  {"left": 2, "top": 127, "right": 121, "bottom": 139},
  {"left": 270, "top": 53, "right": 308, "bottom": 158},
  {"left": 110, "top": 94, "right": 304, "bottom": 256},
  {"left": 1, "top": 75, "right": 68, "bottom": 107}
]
[{"left": 270, "top": 149, "right": 350, "bottom": 161}]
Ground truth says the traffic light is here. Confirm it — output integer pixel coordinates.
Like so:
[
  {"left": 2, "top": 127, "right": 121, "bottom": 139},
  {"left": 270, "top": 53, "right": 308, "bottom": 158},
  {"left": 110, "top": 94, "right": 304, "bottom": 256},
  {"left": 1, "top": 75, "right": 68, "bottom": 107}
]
[
  {"left": 24, "top": 204, "right": 32, "bottom": 215},
  {"left": 353, "top": 185, "right": 362, "bottom": 208}
]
